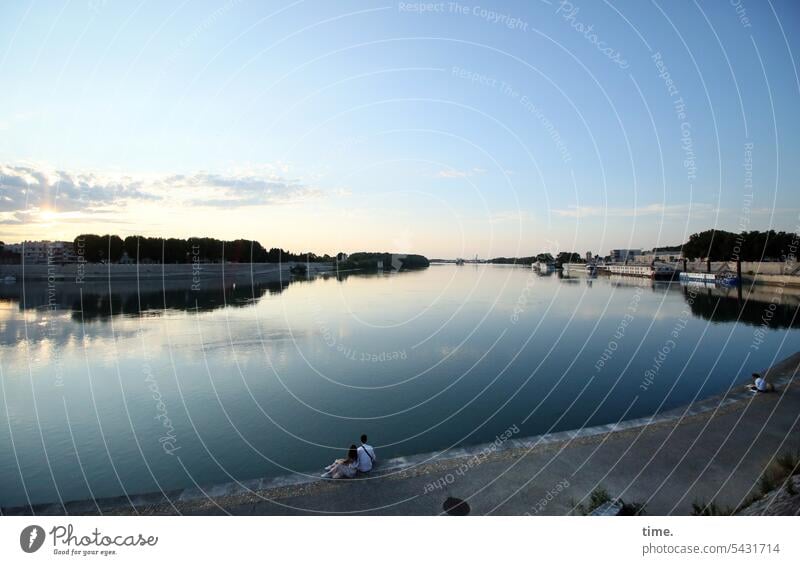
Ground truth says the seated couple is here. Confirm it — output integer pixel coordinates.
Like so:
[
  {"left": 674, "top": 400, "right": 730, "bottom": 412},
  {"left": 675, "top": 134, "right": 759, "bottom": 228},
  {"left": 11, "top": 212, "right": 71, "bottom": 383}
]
[
  {"left": 322, "top": 434, "right": 376, "bottom": 479},
  {"left": 748, "top": 372, "right": 775, "bottom": 393}
]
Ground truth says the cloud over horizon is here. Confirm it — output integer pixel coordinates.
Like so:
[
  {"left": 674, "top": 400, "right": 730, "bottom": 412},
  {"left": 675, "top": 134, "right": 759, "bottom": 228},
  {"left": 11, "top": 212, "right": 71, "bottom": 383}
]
[
  {"left": 161, "top": 172, "right": 322, "bottom": 207},
  {"left": 0, "top": 163, "right": 158, "bottom": 215},
  {"left": 0, "top": 163, "right": 323, "bottom": 227}
]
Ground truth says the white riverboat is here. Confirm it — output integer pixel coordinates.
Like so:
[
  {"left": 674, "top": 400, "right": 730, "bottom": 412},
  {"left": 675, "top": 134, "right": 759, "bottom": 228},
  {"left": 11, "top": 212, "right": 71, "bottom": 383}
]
[{"left": 606, "top": 263, "right": 675, "bottom": 280}]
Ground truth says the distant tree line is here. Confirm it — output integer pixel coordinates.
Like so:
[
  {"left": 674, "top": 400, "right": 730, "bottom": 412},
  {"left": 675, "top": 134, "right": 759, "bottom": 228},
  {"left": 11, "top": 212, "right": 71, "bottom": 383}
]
[
  {"left": 490, "top": 229, "right": 799, "bottom": 264},
  {"left": 73, "top": 234, "right": 334, "bottom": 264},
  {"left": 48, "top": 229, "right": 800, "bottom": 265},
  {"left": 555, "top": 252, "right": 583, "bottom": 264},
  {"left": 682, "top": 230, "right": 798, "bottom": 261},
  {"left": 489, "top": 252, "right": 583, "bottom": 265},
  {"left": 338, "top": 252, "right": 429, "bottom": 271},
  {"left": 488, "top": 256, "right": 536, "bottom": 265},
  {"left": 651, "top": 244, "right": 683, "bottom": 253},
  {"left": 490, "top": 253, "right": 551, "bottom": 265}
]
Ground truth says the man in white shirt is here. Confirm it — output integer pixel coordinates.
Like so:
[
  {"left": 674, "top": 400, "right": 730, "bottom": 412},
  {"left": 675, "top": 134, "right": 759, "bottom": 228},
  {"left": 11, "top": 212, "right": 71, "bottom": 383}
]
[
  {"left": 356, "top": 434, "right": 376, "bottom": 473},
  {"left": 753, "top": 372, "right": 773, "bottom": 392}
]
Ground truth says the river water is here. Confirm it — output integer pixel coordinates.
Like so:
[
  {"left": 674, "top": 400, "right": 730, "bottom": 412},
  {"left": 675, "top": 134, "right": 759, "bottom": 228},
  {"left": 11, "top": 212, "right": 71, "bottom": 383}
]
[{"left": 1, "top": 264, "right": 798, "bottom": 506}]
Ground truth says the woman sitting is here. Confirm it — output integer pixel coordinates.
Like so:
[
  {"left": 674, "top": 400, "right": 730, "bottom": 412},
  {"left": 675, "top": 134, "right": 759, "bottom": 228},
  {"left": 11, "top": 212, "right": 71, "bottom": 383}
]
[{"left": 322, "top": 445, "right": 359, "bottom": 479}]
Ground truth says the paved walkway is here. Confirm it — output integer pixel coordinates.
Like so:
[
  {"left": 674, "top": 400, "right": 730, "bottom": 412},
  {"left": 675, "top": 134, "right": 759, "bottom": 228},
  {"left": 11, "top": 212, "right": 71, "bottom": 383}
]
[{"left": 8, "top": 352, "right": 800, "bottom": 516}]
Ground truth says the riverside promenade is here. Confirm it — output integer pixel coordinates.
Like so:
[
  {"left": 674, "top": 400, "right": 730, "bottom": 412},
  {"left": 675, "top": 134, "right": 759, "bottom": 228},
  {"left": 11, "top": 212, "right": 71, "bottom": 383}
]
[{"left": 7, "top": 351, "right": 800, "bottom": 516}]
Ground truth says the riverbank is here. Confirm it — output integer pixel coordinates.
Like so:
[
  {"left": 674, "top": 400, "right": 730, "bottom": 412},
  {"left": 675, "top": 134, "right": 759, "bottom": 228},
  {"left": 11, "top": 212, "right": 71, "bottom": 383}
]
[
  {"left": 6, "top": 351, "right": 799, "bottom": 516},
  {"left": 0, "top": 261, "right": 333, "bottom": 282}
]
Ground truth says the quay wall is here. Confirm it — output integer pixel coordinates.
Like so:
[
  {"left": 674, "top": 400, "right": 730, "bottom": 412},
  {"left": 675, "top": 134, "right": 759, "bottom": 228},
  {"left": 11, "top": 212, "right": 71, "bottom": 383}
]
[
  {"left": 682, "top": 261, "right": 791, "bottom": 275},
  {"left": 0, "top": 262, "right": 333, "bottom": 281}
]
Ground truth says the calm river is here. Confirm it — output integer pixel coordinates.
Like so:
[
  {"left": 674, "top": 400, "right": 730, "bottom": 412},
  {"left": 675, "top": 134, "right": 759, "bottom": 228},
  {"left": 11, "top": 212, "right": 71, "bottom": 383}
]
[{"left": 1, "top": 264, "right": 798, "bottom": 506}]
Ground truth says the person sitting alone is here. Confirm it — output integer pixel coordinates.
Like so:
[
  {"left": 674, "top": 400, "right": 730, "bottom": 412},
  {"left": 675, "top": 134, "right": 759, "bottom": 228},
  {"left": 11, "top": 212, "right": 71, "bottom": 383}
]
[
  {"left": 356, "top": 434, "right": 376, "bottom": 474},
  {"left": 750, "top": 372, "right": 775, "bottom": 393},
  {"left": 322, "top": 445, "right": 359, "bottom": 479}
]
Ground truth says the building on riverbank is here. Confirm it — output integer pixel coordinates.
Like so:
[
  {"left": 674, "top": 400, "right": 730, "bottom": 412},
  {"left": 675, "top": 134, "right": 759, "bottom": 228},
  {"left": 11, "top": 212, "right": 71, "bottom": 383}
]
[
  {"left": 608, "top": 248, "right": 642, "bottom": 262},
  {"left": 5, "top": 240, "right": 76, "bottom": 265},
  {"left": 639, "top": 248, "right": 684, "bottom": 263}
]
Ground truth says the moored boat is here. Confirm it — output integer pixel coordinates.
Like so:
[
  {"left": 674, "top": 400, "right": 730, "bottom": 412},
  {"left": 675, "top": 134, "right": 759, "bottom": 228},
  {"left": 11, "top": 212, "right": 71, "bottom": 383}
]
[
  {"left": 679, "top": 271, "right": 739, "bottom": 286},
  {"left": 606, "top": 263, "right": 675, "bottom": 280}
]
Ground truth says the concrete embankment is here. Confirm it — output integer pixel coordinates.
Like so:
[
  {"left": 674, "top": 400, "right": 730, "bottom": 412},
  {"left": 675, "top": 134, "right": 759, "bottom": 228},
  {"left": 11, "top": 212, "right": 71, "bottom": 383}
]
[
  {"left": 6, "top": 351, "right": 800, "bottom": 516},
  {"left": 684, "top": 261, "right": 800, "bottom": 287},
  {"left": 683, "top": 261, "right": 791, "bottom": 276},
  {"left": 0, "top": 261, "right": 333, "bottom": 282}
]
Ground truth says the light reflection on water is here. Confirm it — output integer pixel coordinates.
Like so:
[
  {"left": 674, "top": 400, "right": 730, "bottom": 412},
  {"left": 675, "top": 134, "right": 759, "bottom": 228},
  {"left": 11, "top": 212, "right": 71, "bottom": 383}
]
[{"left": 0, "top": 264, "right": 798, "bottom": 506}]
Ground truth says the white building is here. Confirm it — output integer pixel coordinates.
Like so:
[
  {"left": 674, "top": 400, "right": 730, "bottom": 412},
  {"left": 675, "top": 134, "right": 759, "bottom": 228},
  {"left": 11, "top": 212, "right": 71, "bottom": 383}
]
[
  {"left": 609, "top": 249, "right": 642, "bottom": 263},
  {"left": 6, "top": 241, "right": 76, "bottom": 264},
  {"left": 640, "top": 249, "right": 684, "bottom": 263}
]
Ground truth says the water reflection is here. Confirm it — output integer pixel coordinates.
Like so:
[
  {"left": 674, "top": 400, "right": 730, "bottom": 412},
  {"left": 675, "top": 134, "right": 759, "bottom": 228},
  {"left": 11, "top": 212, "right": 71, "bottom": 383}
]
[
  {"left": 1, "top": 264, "right": 798, "bottom": 507},
  {"left": 0, "top": 278, "right": 294, "bottom": 320},
  {"left": 681, "top": 283, "right": 800, "bottom": 328},
  {"left": 3, "top": 274, "right": 799, "bottom": 331}
]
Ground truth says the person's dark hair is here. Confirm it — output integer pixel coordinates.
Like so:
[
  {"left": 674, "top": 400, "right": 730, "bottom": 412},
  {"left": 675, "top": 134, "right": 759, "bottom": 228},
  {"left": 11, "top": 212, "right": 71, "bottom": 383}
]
[
  {"left": 360, "top": 434, "right": 368, "bottom": 443},
  {"left": 347, "top": 444, "right": 358, "bottom": 462},
  {"left": 752, "top": 373, "right": 761, "bottom": 379}
]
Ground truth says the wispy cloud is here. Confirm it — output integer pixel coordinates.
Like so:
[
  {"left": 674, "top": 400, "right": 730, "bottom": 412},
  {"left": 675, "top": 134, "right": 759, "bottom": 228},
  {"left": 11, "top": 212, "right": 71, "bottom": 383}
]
[
  {"left": 0, "top": 210, "right": 37, "bottom": 225},
  {"left": 489, "top": 210, "right": 530, "bottom": 223},
  {"left": 552, "top": 203, "right": 716, "bottom": 219},
  {"left": 435, "top": 167, "right": 487, "bottom": 179},
  {"left": 750, "top": 207, "right": 800, "bottom": 216},
  {"left": 160, "top": 172, "right": 321, "bottom": 207}
]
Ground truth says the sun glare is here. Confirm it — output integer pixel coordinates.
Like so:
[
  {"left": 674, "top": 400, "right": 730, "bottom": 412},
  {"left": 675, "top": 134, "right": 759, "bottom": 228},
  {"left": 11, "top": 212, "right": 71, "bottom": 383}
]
[{"left": 39, "top": 209, "right": 57, "bottom": 222}]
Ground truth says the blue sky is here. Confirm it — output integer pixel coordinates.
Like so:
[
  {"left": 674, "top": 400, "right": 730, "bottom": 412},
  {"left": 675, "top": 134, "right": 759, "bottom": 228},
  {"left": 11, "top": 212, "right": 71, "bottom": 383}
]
[{"left": 1, "top": 0, "right": 799, "bottom": 258}]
